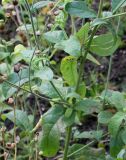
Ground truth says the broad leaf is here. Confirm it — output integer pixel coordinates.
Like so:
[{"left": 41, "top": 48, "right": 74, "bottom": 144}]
[
  {"left": 98, "top": 111, "right": 113, "bottom": 124},
  {"left": 55, "top": 35, "right": 81, "bottom": 57},
  {"left": 40, "top": 106, "right": 64, "bottom": 157},
  {"left": 112, "top": 0, "right": 126, "bottom": 13},
  {"left": 74, "top": 99, "right": 101, "bottom": 114},
  {"left": 60, "top": 56, "right": 78, "bottom": 86},
  {"left": 35, "top": 66, "right": 53, "bottom": 81},
  {"left": 90, "top": 33, "right": 121, "bottom": 56},
  {"left": 108, "top": 112, "right": 125, "bottom": 137},
  {"left": 5, "top": 109, "right": 32, "bottom": 130},
  {"left": 44, "top": 30, "right": 66, "bottom": 43},
  {"left": 38, "top": 79, "right": 68, "bottom": 98},
  {"left": 65, "top": 1, "right": 96, "bottom": 18}
]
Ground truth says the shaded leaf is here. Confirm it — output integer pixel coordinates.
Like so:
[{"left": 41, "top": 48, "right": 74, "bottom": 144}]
[
  {"left": 108, "top": 112, "right": 125, "bottom": 136},
  {"left": 98, "top": 111, "right": 113, "bottom": 124},
  {"left": 5, "top": 109, "right": 32, "bottom": 130},
  {"left": 74, "top": 99, "right": 101, "bottom": 114},
  {"left": 112, "top": 0, "right": 126, "bottom": 13},
  {"left": 65, "top": 1, "right": 96, "bottom": 18},
  {"left": 40, "top": 106, "right": 64, "bottom": 157}
]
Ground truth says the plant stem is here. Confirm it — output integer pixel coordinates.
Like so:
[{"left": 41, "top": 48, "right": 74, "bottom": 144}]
[
  {"left": 103, "top": 11, "right": 126, "bottom": 20},
  {"left": 97, "top": 0, "right": 103, "bottom": 18},
  {"left": 63, "top": 126, "right": 72, "bottom": 160},
  {"left": 4, "top": 80, "right": 70, "bottom": 106},
  {"left": 75, "top": 26, "right": 98, "bottom": 91},
  {"left": 76, "top": 0, "right": 103, "bottom": 92},
  {"left": 24, "top": 0, "right": 40, "bottom": 50}
]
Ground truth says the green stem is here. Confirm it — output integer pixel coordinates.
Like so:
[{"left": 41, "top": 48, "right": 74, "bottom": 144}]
[
  {"left": 63, "top": 126, "right": 72, "bottom": 160},
  {"left": 4, "top": 80, "right": 69, "bottom": 106},
  {"left": 103, "top": 11, "right": 126, "bottom": 20},
  {"left": 24, "top": 0, "right": 40, "bottom": 50},
  {"left": 97, "top": 0, "right": 104, "bottom": 18},
  {"left": 75, "top": 26, "right": 98, "bottom": 91}
]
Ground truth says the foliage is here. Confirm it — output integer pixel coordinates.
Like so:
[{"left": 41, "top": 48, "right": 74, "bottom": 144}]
[{"left": 0, "top": 0, "right": 126, "bottom": 159}]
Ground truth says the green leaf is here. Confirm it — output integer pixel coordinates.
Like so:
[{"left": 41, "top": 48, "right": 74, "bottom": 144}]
[
  {"left": 5, "top": 109, "right": 32, "bottom": 130},
  {"left": 38, "top": 79, "right": 68, "bottom": 98},
  {"left": 87, "top": 54, "right": 100, "bottom": 65},
  {"left": 68, "top": 144, "right": 106, "bottom": 160},
  {"left": 55, "top": 35, "right": 81, "bottom": 57},
  {"left": 74, "top": 99, "right": 101, "bottom": 114},
  {"left": 35, "top": 66, "right": 53, "bottom": 81},
  {"left": 60, "top": 56, "right": 78, "bottom": 86},
  {"left": 112, "top": 0, "right": 126, "bottom": 13},
  {"left": 98, "top": 111, "right": 113, "bottom": 124},
  {"left": 40, "top": 106, "right": 64, "bottom": 157},
  {"left": 44, "top": 30, "right": 66, "bottom": 43},
  {"left": 63, "top": 110, "right": 76, "bottom": 126},
  {"left": 11, "top": 44, "right": 26, "bottom": 64},
  {"left": 74, "top": 130, "right": 103, "bottom": 140},
  {"left": 108, "top": 112, "right": 125, "bottom": 137},
  {"left": 76, "top": 22, "right": 90, "bottom": 44},
  {"left": 121, "top": 128, "right": 126, "bottom": 144},
  {"left": 2, "top": 69, "right": 30, "bottom": 99},
  {"left": 109, "top": 91, "right": 125, "bottom": 111},
  {"left": 76, "top": 82, "right": 86, "bottom": 98},
  {"left": 102, "top": 90, "right": 125, "bottom": 111},
  {"left": 32, "top": 1, "right": 51, "bottom": 10},
  {"left": 90, "top": 33, "right": 121, "bottom": 56},
  {"left": 110, "top": 131, "right": 124, "bottom": 157},
  {"left": 0, "top": 52, "right": 10, "bottom": 61},
  {"left": 65, "top": 1, "right": 96, "bottom": 18}
]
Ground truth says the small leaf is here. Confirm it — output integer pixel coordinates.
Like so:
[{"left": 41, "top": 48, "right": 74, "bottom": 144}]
[
  {"left": 65, "top": 1, "right": 96, "bottom": 18},
  {"left": 40, "top": 106, "right": 64, "bottom": 157},
  {"left": 60, "top": 56, "right": 78, "bottom": 86},
  {"left": 76, "top": 22, "right": 90, "bottom": 44},
  {"left": 108, "top": 112, "right": 125, "bottom": 137},
  {"left": 74, "top": 130, "right": 103, "bottom": 140},
  {"left": 65, "top": 108, "right": 73, "bottom": 118},
  {"left": 35, "top": 66, "right": 53, "bottom": 81},
  {"left": 55, "top": 36, "right": 81, "bottom": 57},
  {"left": 44, "top": 30, "right": 66, "bottom": 43},
  {"left": 87, "top": 54, "right": 100, "bottom": 65},
  {"left": 76, "top": 82, "right": 86, "bottom": 98},
  {"left": 32, "top": 1, "right": 51, "bottom": 10}
]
